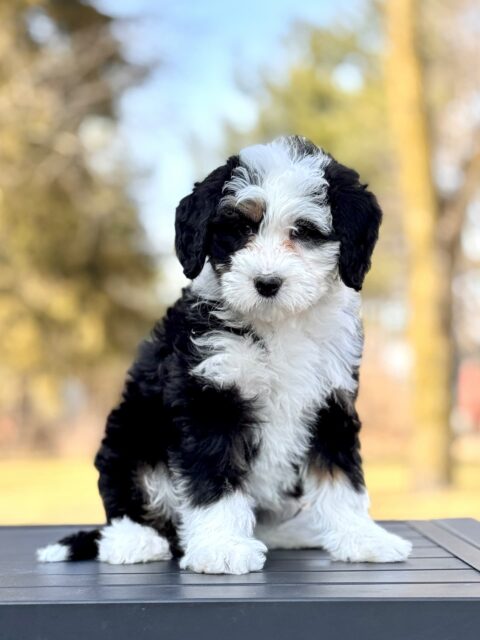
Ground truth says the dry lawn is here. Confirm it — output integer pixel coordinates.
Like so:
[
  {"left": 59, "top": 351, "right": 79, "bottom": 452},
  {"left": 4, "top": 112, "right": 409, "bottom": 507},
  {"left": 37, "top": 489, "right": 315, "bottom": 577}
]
[{"left": 0, "top": 458, "right": 479, "bottom": 525}]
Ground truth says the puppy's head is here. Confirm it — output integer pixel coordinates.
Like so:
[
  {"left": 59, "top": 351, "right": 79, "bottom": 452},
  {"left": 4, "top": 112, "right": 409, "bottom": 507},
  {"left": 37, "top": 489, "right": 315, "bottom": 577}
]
[{"left": 175, "top": 136, "right": 382, "bottom": 321}]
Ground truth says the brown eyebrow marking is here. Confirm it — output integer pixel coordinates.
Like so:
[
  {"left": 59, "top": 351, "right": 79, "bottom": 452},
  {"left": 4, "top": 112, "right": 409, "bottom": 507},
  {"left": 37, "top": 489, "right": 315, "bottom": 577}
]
[
  {"left": 220, "top": 195, "right": 265, "bottom": 223},
  {"left": 235, "top": 198, "right": 265, "bottom": 223}
]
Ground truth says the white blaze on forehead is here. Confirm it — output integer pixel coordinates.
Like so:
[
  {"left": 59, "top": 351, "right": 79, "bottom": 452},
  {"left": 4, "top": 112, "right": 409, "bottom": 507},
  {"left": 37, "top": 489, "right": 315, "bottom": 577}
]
[{"left": 229, "top": 137, "right": 333, "bottom": 232}]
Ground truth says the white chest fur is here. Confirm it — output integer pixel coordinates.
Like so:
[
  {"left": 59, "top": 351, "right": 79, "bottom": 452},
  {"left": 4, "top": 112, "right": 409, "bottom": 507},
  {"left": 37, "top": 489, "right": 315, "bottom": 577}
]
[{"left": 191, "top": 285, "right": 362, "bottom": 510}]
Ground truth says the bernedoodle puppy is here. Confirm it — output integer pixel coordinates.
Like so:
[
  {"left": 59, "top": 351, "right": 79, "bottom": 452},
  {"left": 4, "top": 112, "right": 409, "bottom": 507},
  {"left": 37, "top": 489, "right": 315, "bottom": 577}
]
[{"left": 38, "top": 136, "right": 412, "bottom": 574}]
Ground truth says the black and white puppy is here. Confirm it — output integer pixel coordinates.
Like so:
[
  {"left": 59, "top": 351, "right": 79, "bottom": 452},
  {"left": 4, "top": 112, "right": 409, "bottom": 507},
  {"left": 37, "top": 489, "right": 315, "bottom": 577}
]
[{"left": 38, "top": 136, "right": 412, "bottom": 573}]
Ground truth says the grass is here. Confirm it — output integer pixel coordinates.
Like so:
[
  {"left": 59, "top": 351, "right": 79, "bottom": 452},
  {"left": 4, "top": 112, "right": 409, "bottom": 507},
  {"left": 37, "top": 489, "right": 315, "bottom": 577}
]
[{"left": 0, "top": 457, "right": 479, "bottom": 525}]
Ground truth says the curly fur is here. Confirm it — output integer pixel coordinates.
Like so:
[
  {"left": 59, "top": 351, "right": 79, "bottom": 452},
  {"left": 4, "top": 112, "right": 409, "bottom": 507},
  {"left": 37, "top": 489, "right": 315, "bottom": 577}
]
[{"left": 37, "top": 136, "right": 411, "bottom": 573}]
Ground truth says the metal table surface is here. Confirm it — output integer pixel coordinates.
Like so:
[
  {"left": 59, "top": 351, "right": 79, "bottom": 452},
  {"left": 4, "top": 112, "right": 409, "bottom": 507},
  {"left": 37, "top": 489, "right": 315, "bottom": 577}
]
[{"left": 1, "top": 519, "right": 480, "bottom": 639}]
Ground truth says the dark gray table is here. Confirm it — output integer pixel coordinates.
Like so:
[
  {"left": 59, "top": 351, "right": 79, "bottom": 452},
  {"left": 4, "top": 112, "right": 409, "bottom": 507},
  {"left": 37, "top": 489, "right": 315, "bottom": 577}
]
[{"left": 1, "top": 520, "right": 480, "bottom": 639}]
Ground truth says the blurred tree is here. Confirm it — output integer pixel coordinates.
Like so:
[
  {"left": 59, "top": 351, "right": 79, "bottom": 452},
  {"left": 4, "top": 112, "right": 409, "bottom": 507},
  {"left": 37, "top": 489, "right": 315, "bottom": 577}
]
[
  {"left": 227, "top": 21, "right": 385, "bottom": 182},
  {"left": 0, "top": 0, "right": 157, "bottom": 450},
  {"left": 386, "top": 0, "right": 480, "bottom": 487},
  {"left": 227, "top": 0, "right": 480, "bottom": 487},
  {"left": 224, "top": 17, "right": 405, "bottom": 297}
]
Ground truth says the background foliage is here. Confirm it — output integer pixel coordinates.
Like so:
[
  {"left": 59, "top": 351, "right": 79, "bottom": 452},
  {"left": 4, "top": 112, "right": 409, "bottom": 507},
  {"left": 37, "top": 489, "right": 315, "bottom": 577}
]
[
  {"left": 0, "top": 0, "right": 158, "bottom": 452},
  {"left": 1, "top": 0, "right": 479, "bottom": 522}
]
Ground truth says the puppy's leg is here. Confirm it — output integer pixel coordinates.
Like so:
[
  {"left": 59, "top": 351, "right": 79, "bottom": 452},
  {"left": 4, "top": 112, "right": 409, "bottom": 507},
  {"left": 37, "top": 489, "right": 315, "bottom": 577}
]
[
  {"left": 93, "top": 406, "right": 174, "bottom": 565},
  {"left": 170, "top": 372, "right": 266, "bottom": 574},
  {"left": 179, "top": 491, "right": 267, "bottom": 574},
  {"left": 288, "top": 390, "right": 412, "bottom": 562},
  {"left": 258, "top": 474, "right": 411, "bottom": 562},
  {"left": 310, "top": 473, "right": 412, "bottom": 562}
]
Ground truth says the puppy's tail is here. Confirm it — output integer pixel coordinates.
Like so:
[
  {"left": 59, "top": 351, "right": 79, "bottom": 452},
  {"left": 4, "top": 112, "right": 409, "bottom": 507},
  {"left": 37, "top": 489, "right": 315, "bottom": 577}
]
[{"left": 37, "top": 528, "right": 101, "bottom": 562}]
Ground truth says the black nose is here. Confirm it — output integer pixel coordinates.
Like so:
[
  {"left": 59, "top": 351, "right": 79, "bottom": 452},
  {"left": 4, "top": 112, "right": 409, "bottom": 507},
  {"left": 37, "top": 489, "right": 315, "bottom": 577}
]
[{"left": 254, "top": 275, "right": 283, "bottom": 298}]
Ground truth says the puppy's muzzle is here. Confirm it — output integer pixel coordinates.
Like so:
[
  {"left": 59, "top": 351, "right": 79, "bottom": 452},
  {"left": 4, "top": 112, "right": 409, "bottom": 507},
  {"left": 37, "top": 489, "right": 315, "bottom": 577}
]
[{"left": 254, "top": 275, "right": 283, "bottom": 298}]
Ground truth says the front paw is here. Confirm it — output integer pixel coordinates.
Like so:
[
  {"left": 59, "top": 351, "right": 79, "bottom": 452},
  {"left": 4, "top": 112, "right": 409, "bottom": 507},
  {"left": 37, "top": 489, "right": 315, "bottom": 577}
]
[
  {"left": 330, "top": 527, "right": 412, "bottom": 563},
  {"left": 180, "top": 538, "right": 267, "bottom": 574}
]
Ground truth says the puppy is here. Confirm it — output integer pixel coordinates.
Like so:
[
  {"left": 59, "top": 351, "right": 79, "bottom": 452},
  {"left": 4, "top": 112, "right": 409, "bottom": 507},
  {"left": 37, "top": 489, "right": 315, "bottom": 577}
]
[{"left": 38, "top": 136, "right": 412, "bottom": 574}]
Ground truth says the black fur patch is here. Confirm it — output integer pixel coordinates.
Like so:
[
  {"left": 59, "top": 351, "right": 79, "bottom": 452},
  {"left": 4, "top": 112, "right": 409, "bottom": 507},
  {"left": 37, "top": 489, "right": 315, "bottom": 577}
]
[
  {"left": 324, "top": 159, "right": 382, "bottom": 291},
  {"left": 308, "top": 391, "right": 365, "bottom": 491},
  {"left": 167, "top": 382, "right": 259, "bottom": 507},
  {"left": 208, "top": 201, "right": 260, "bottom": 271},
  {"left": 58, "top": 529, "right": 101, "bottom": 561},
  {"left": 175, "top": 156, "right": 240, "bottom": 279},
  {"left": 95, "top": 384, "right": 170, "bottom": 524},
  {"left": 156, "top": 518, "right": 183, "bottom": 558}
]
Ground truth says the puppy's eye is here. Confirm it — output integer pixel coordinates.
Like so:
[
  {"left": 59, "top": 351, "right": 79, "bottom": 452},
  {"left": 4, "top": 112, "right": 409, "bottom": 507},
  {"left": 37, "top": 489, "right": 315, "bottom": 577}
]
[
  {"left": 242, "top": 219, "right": 255, "bottom": 234},
  {"left": 212, "top": 206, "right": 258, "bottom": 236},
  {"left": 290, "top": 219, "right": 330, "bottom": 243}
]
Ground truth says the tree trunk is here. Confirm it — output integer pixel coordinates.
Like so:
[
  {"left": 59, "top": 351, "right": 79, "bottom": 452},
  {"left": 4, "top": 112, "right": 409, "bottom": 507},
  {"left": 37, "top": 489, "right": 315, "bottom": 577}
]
[{"left": 385, "top": 0, "right": 453, "bottom": 487}]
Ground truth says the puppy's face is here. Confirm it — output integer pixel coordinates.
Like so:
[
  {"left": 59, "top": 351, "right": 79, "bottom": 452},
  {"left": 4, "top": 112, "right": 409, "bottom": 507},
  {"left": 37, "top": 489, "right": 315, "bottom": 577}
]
[
  {"left": 176, "top": 136, "right": 382, "bottom": 322},
  {"left": 209, "top": 153, "right": 339, "bottom": 322}
]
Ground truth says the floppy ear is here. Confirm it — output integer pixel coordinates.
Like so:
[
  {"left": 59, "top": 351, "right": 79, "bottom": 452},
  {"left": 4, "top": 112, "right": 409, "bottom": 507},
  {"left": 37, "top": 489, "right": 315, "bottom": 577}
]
[
  {"left": 175, "top": 156, "right": 239, "bottom": 280},
  {"left": 325, "top": 159, "right": 382, "bottom": 291}
]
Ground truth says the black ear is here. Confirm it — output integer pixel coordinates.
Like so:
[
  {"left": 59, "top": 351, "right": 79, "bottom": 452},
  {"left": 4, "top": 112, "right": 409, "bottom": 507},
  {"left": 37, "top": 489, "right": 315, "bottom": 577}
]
[
  {"left": 325, "top": 159, "right": 382, "bottom": 291},
  {"left": 175, "top": 156, "right": 239, "bottom": 280}
]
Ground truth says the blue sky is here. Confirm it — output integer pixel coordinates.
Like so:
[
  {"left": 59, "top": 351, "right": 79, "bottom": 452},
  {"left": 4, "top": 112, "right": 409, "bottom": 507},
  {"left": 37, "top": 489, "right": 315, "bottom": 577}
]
[{"left": 94, "top": 0, "right": 363, "bottom": 254}]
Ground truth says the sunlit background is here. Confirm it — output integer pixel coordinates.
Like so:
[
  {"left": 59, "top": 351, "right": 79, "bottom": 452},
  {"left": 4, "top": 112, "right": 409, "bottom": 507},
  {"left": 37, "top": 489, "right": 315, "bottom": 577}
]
[{"left": 1, "top": 0, "right": 479, "bottom": 525}]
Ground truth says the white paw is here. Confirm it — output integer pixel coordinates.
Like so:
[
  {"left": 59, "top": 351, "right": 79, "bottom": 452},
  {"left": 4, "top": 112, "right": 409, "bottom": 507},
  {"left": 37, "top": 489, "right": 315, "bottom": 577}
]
[
  {"left": 330, "top": 527, "right": 412, "bottom": 563},
  {"left": 98, "top": 516, "right": 172, "bottom": 564},
  {"left": 180, "top": 538, "right": 267, "bottom": 574},
  {"left": 37, "top": 543, "right": 69, "bottom": 563}
]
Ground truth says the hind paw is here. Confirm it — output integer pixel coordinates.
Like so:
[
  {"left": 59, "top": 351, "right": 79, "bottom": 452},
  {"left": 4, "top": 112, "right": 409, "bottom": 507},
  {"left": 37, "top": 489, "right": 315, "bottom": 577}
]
[{"left": 98, "top": 516, "right": 172, "bottom": 564}]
